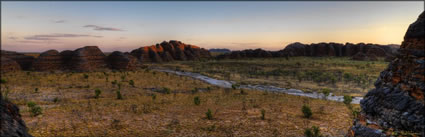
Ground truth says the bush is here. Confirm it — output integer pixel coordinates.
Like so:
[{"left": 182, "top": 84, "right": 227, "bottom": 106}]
[
  {"left": 231, "top": 84, "right": 239, "bottom": 90},
  {"left": 321, "top": 88, "right": 330, "bottom": 99},
  {"left": 191, "top": 88, "right": 199, "bottom": 94},
  {"left": 343, "top": 95, "right": 353, "bottom": 105},
  {"left": 34, "top": 88, "right": 39, "bottom": 93},
  {"left": 116, "top": 90, "right": 123, "bottom": 100},
  {"left": 83, "top": 74, "right": 89, "bottom": 79},
  {"left": 27, "top": 101, "right": 42, "bottom": 117},
  {"left": 304, "top": 126, "right": 322, "bottom": 137},
  {"left": 163, "top": 87, "right": 171, "bottom": 94},
  {"left": 194, "top": 96, "right": 201, "bottom": 105},
  {"left": 95, "top": 89, "right": 102, "bottom": 99},
  {"left": 0, "top": 79, "right": 7, "bottom": 84},
  {"left": 129, "top": 80, "right": 135, "bottom": 87},
  {"left": 152, "top": 94, "right": 157, "bottom": 101},
  {"left": 261, "top": 109, "right": 266, "bottom": 120},
  {"left": 206, "top": 109, "right": 213, "bottom": 120},
  {"left": 302, "top": 104, "right": 312, "bottom": 118}
]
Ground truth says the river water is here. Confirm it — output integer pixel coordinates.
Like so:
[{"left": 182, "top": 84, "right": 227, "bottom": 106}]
[{"left": 155, "top": 69, "right": 363, "bottom": 104}]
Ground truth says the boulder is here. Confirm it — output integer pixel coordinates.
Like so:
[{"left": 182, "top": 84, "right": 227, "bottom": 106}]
[
  {"left": 0, "top": 93, "right": 33, "bottom": 137},
  {"left": 107, "top": 51, "right": 140, "bottom": 70},
  {"left": 68, "top": 46, "right": 107, "bottom": 71},
  {"left": 352, "top": 52, "right": 377, "bottom": 61},
  {"left": 1, "top": 57, "right": 21, "bottom": 73},
  {"left": 282, "top": 42, "right": 306, "bottom": 56},
  {"left": 32, "top": 50, "right": 63, "bottom": 71},
  {"left": 1, "top": 50, "right": 34, "bottom": 70},
  {"left": 347, "top": 11, "right": 425, "bottom": 137}
]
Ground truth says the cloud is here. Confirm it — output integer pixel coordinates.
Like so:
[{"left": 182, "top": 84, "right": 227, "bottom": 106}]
[
  {"left": 24, "top": 33, "right": 103, "bottom": 41},
  {"left": 54, "top": 20, "right": 66, "bottom": 23},
  {"left": 83, "top": 25, "right": 124, "bottom": 31}
]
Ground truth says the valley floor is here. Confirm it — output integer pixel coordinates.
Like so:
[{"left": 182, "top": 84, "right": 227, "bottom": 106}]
[{"left": 1, "top": 68, "right": 358, "bottom": 137}]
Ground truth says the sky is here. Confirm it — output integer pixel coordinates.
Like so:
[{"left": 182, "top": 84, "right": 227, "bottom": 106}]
[{"left": 1, "top": 1, "right": 423, "bottom": 52}]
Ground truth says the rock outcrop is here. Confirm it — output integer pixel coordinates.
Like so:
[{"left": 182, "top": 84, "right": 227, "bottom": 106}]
[
  {"left": 216, "top": 48, "right": 274, "bottom": 59},
  {"left": 347, "top": 11, "right": 424, "bottom": 137},
  {"left": 1, "top": 50, "right": 35, "bottom": 70},
  {"left": 131, "top": 40, "right": 211, "bottom": 63},
  {"left": 352, "top": 52, "right": 377, "bottom": 61},
  {"left": 1, "top": 57, "right": 21, "bottom": 73},
  {"left": 0, "top": 93, "right": 33, "bottom": 137},
  {"left": 67, "top": 46, "right": 108, "bottom": 71},
  {"left": 107, "top": 51, "right": 140, "bottom": 70},
  {"left": 32, "top": 50, "right": 63, "bottom": 71}
]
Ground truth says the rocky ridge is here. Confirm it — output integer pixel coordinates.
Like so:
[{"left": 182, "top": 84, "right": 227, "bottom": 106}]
[{"left": 346, "top": 11, "right": 424, "bottom": 137}]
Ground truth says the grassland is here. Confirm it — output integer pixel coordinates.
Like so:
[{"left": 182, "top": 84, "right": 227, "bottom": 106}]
[
  {"left": 151, "top": 57, "right": 389, "bottom": 97},
  {"left": 1, "top": 68, "right": 358, "bottom": 137}
]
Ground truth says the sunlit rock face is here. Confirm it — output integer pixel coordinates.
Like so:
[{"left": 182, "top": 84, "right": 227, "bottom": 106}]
[
  {"left": 0, "top": 94, "right": 33, "bottom": 137},
  {"left": 346, "top": 11, "right": 424, "bottom": 137},
  {"left": 1, "top": 57, "right": 21, "bottom": 73},
  {"left": 131, "top": 40, "right": 211, "bottom": 63},
  {"left": 1, "top": 50, "right": 35, "bottom": 70},
  {"left": 32, "top": 50, "right": 63, "bottom": 71}
]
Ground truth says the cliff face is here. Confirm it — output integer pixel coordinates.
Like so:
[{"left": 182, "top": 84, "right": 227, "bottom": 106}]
[
  {"left": 0, "top": 93, "right": 33, "bottom": 137},
  {"left": 347, "top": 11, "right": 424, "bottom": 137}
]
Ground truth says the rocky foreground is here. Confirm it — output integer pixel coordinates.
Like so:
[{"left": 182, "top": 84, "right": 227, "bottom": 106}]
[
  {"left": 346, "top": 11, "right": 424, "bottom": 137},
  {"left": 1, "top": 40, "right": 211, "bottom": 72}
]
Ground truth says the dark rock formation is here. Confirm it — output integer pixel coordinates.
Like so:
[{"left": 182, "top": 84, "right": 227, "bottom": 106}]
[
  {"left": 107, "top": 51, "right": 140, "bottom": 70},
  {"left": 347, "top": 11, "right": 424, "bottom": 137},
  {"left": 1, "top": 50, "right": 35, "bottom": 70},
  {"left": 59, "top": 50, "right": 74, "bottom": 69},
  {"left": 216, "top": 48, "right": 274, "bottom": 59},
  {"left": 68, "top": 46, "right": 107, "bottom": 71},
  {"left": 209, "top": 48, "right": 231, "bottom": 53},
  {"left": 0, "top": 93, "right": 33, "bottom": 137},
  {"left": 32, "top": 50, "right": 63, "bottom": 71},
  {"left": 1, "top": 57, "right": 21, "bottom": 73}
]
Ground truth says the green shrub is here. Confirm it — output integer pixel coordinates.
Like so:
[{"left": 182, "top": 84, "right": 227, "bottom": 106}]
[
  {"left": 116, "top": 90, "right": 123, "bottom": 100},
  {"left": 27, "top": 101, "right": 42, "bottom": 117},
  {"left": 261, "top": 109, "right": 266, "bottom": 120},
  {"left": 304, "top": 126, "right": 322, "bottom": 137},
  {"left": 194, "top": 96, "right": 201, "bottom": 105},
  {"left": 321, "top": 88, "right": 330, "bottom": 99},
  {"left": 191, "top": 88, "right": 199, "bottom": 94},
  {"left": 231, "top": 84, "right": 239, "bottom": 90},
  {"left": 0, "top": 79, "right": 7, "bottom": 84},
  {"left": 34, "top": 88, "right": 39, "bottom": 93},
  {"left": 129, "top": 80, "right": 135, "bottom": 87},
  {"left": 206, "top": 109, "right": 213, "bottom": 120},
  {"left": 302, "top": 104, "right": 312, "bottom": 118},
  {"left": 83, "top": 74, "right": 89, "bottom": 79},
  {"left": 343, "top": 95, "right": 353, "bottom": 105},
  {"left": 152, "top": 94, "right": 157, "bottom": 101},
  {"left": 163, "top": 87, "right": 171, "bottom": 94},
  {"left": 95, "top": 89, "right": 102, "bottom": 99}
]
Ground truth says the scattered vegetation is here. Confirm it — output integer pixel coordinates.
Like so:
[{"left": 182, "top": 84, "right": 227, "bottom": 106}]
[
  {"left": 116, "top": 90, "right": 123, "bottom": 100},
  {"left": 94, "top": 89, "right": 102, "bottom": 99},
  {"left": 260, "top": 109, "right": 266, "bottom": 120},
  {"left": 206, "top": 109, "right": 213, "bottom": 120},
  {"left": 27, "top": 101, "right": 42, "bottom": 117},
  {"left": 302, "top": 104, "right": 313, "bottom": 118},
  {"left": 343, "top": 95, "right": 353, "bottom": 105},
  {"left": 194, "top": 96, "right": 201, "bottom": 105},
  {"left": 304, "top": 126, "right": 323, "bottom": 137}
]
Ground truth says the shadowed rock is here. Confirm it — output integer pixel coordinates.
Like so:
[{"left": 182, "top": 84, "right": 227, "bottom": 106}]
[
  {"left": 346, "top": 11, "right": 425, "bottom": 137},
  {"left": 107, "top": 51, "right": 140, "bottom": 70},
  {"left": 1, "top": 57, "right": 21, "bottom": 73},
  {"left": 32, "top": 50, "right": 63, "bottom": 71},
  {"left": 68, "top": 46, "right": 107, "bottom": 71},
  {"left": 352, "top": 52, "right": 377, "bottom": 61},
  {"left": 1, "top": 50, "right": 34, "bottom": 70},
  {"left": 0, "top": 93, "right": 33, "bottom": 137}
]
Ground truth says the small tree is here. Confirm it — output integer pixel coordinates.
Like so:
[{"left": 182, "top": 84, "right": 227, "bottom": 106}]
[
  {"left": 27, "top": 101, "right": 42, "bottom": 117},
  {"left": 163, "top": 87, "right": 171, "bottom": 94},
  {"left": 343, "top": 95, "right": 353, "bottom": 105},
  {"left": 194, "top": 96, "right": 201, "bottom": 105},
  {"left": 83, "top": 74, "right": 89, "bottom": 81},
  {"left": 304, "top": 126, "right": 323, "bottom": 137},
  {"left": 129, "top": 80, "right": 135, "bottom": 87},
  {"left": 321, "top": 88, "right": 330, "bottom": 100},
  {"left": 261, "top": 109, "right": 266, "bottom": 120},
  {"left": 206, "top": 109, "right": 213, "bottom": 120},
  {"left": 302, "top": 104, "right": 312, "bottom": 118},
  {"left": 94, "top": 89, "right": 102, "bottom": 99},
  {"left": 34, "top": 88, "right": 39, "bottom": 93},
  {"left": 116, "top": 90, "right": 123, "bottom": 100}
]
